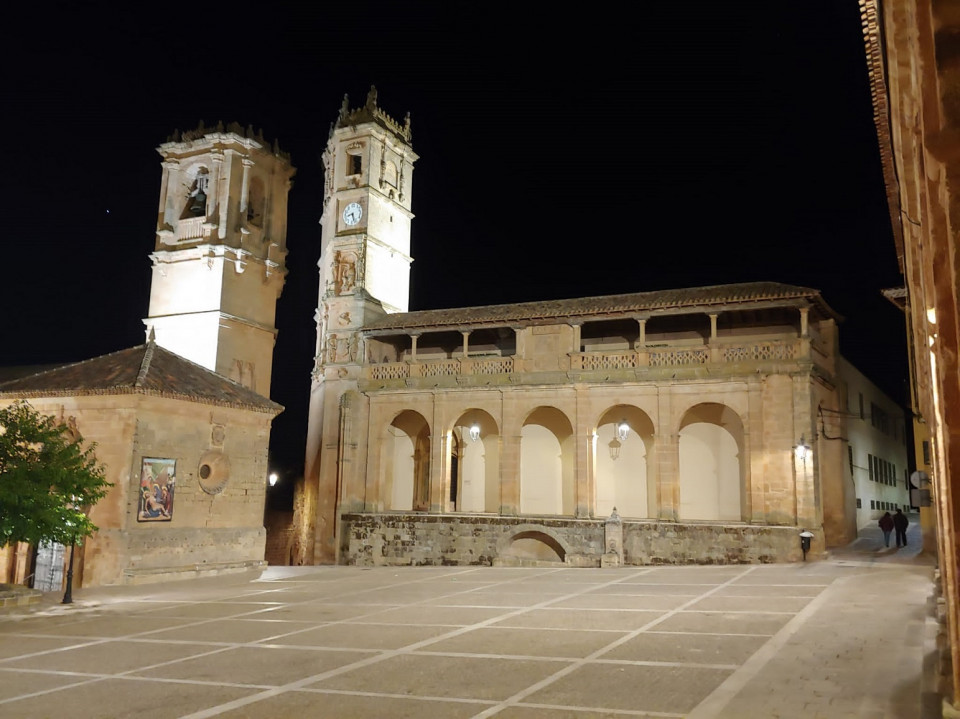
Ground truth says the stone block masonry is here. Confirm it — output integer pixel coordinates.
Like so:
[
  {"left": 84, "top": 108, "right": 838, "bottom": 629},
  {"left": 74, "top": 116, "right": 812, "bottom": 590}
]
[{"left": 339, "top": 513, "right": 805, "bottom": 566}]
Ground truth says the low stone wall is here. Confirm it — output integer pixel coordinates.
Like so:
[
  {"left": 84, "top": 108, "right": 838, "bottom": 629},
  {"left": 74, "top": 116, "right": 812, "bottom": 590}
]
[
  {"left": 86, "top": 527, "right": 267, "bottom": 585},
  {"left": 339, "top": 513, "right": 806, "bottom": 566}
]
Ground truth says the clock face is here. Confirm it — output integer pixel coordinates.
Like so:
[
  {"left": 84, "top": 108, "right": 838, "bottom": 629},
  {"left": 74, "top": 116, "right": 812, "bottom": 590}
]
[{"left": 342, "top": 202, "right": 362, "bottom": 226}]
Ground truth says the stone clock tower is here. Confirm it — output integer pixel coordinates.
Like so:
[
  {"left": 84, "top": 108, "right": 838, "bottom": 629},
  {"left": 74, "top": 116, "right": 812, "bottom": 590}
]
[
  {"left": 304, "top": 87, "right": 417, "bottom": 563},
  {"left": 144, "top": 124, "right": 295, "bottom": 396}
]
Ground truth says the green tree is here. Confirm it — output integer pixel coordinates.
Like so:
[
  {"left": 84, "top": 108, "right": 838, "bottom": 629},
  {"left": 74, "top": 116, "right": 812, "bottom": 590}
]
[{"left": 0, "top": 400, "right": 111, "bottom": 547}]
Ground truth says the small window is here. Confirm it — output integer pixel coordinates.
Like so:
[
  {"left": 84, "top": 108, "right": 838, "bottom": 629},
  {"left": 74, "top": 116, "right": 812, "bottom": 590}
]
[
  {"left": 922, "top": 440, "right": 930, "bottom": 465},
  {"left": 871, "top": 500, "right": 876, "bottom": 509},
  {"left": 348, "top": 154, "right": 362, "bottom": 175},
  {"left": 856, "top": 498, "right": 862, "bottom": 508},
  {"left": 859, "top": 393, "right": 864, "bottom": 419}
]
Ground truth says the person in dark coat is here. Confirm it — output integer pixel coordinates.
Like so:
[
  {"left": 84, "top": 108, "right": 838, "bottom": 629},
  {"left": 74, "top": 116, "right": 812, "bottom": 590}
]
[
  {"left": 893, "top": 508, "right": 909, "bottom": 547},
  {"left": 878, "top": 511, "right": 894, "bottom": 547}
]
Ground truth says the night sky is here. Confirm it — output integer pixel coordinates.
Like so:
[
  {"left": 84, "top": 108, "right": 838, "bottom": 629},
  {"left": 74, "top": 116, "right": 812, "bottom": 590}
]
[{"left": 2, "top": 2, "right": 907, "bottom": 480}]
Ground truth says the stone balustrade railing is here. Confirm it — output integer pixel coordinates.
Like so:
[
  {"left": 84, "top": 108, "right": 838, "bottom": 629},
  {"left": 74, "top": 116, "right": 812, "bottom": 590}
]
[
  {"left": 177, "top": 216, "right": 207, "bottom": 241},
  {"left": 365, "top": 340, "right": 806, "bottom": 382}
]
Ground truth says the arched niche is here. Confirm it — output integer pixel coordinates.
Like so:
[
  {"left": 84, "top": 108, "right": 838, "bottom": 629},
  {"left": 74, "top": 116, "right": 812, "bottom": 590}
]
[
  {"left": 678, "top": 402, "right": 745, "bottom": 521},
  {"left": 520, "top": 406, "right": 575, "bottom": 516},
  {"left": 595, "top": 404, "right": 656, "bottom": 518}
]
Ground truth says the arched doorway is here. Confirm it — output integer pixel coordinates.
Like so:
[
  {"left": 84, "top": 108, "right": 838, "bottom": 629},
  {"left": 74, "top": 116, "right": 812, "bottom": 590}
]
[
  {"left": 380, "top": 410, "right": 431, "bottom": 511},
  {"left": 449, "top": 410, "right": 500, "bottom": 513}
]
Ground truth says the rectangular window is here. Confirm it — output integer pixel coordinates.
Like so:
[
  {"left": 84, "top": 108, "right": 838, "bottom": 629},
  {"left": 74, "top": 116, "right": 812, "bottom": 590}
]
[
  {"left": 859, "top": 393, "right": 864, "bottom": 419},
  {"left": 871, "top": 500, "right": 876, "bottom": 509},
  {"left": 856, "top": 498, "right": 862, "bottom": 508},
  {"left": 922, "top": 440, "right": 931, "bottom": 465},
  {"left": 349, "top": 154, "right": 362, "bottom": 175},
  {"left": 868, "top": 454, "right": 874, "bottom": 481}
]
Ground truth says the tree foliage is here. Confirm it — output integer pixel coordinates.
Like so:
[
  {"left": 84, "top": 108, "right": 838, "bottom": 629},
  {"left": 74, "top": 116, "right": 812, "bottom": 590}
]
[{"left": 0, "top": 400, "right": 111, "bottom": 547}]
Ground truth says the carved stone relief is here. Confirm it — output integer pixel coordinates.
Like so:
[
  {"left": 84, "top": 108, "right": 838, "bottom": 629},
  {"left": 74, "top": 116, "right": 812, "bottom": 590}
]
[{"left": 333, "top": 251, "right": 357, "bottom": 295}]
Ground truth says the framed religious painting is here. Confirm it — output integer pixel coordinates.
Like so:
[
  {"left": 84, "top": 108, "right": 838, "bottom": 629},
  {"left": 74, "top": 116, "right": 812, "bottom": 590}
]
[{"left": 137, "top": 457, "right": 176, "bottom": 522}]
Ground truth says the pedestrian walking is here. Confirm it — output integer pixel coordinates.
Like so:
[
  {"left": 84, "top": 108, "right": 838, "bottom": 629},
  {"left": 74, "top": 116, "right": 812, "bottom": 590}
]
[
  {"left": 893, "top": 508, "right": 909, "bottom": 547},
  {"left": 878, "top": 511, "right": 894, "bottom": 547}
]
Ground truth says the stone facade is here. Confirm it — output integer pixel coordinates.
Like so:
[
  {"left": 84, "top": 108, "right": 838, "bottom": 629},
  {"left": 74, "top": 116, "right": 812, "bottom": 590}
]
[
  {"left": 861, "top": 0, "right": 960, "bottom": 707},
  {"left": 0, "top": 344, "right": 282, "bottom": 587}
]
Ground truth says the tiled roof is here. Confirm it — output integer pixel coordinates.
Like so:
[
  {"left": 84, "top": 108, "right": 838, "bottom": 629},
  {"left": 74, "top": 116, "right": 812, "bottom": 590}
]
[
  {"left": 0, "top": 343, "right": 283, "bottom": 415},
  {"left": 363, "top": 281, "right": 841, "bottom": 333}
]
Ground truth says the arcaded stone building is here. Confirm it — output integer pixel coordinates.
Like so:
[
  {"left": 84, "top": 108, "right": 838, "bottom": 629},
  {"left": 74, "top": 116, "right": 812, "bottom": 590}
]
[{"left": 302, "top": 89, "right": 878, "bottom": 568}]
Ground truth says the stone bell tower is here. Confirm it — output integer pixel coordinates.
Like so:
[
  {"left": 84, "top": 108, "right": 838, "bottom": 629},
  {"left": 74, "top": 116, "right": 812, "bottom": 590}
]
[
  {"left": 303, "top": 87, "right": 417, "bottom": 563},
  {"left": 144, "top": 124, "right": 295, "bottom": 396}
]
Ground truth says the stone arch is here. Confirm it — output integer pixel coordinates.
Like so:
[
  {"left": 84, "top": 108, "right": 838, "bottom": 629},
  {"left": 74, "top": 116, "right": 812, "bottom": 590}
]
[
  {"left": 595, "top": 404, "right": 656, "bottom": 518},
  {"left": 449, "top": 408, "right": 500, "bottom": 513},
  {"left": 379, "top": 409, "right": 431, "bottom": 511},
  {"left": 497, "top": 523, "right": 573, "bottom": 565},
  {"left": 520, "top": 406, "right": 575, "bottom": 515},
  {"left": 678, "top": 402, "right": 745, "bottom": 521}
]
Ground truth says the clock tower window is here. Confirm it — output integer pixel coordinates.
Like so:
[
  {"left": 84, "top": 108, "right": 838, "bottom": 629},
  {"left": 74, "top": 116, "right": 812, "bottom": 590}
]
[{"left": 348, "top": 154, "right": 362, "bottom": 176}]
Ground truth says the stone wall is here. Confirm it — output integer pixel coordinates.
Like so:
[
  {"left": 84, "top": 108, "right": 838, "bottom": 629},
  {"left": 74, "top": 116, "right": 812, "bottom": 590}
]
[
  {"left": 339, "top": 513, "right": 807, "bottom": 567},
  {"left": 0, "top": 394, "right": 275, "bottom": 587}
]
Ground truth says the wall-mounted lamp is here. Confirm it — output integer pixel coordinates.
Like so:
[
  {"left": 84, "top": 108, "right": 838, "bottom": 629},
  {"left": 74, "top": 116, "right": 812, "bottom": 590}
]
[
  {"left": 795, "top": 435, "right": 811, "bottom": 463},
  {"left": 616, "top": 421, "right": 630, "bottom": 442},
  {"left": 268, "top": 472, "right": 279, "bottom": 487},
  {"left": 468, "top": 424, "right": 480, "bottom": 442}
]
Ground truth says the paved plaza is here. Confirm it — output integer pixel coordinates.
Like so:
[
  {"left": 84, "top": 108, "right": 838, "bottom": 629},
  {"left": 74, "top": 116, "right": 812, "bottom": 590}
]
[{"left": 0, "top": 517, "right": 941, "bottom": 718}]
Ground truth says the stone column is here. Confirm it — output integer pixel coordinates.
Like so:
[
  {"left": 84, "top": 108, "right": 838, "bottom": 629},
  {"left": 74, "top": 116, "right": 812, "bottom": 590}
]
[
  {"left": 161, "top": 159, "right": 179, "bottom": 229},
  {"left": 746, "top": 377, "right": 765, "bottom": 522},
  {"left": 240, "top": 157, "right": 254, "bottom": 216},
  {"left": 656, "top": 388, "right": 679, "bottom": 520},
  {"left": 209, "top": 150, "right": 223, "bottom": 237},
  {"left": 574, "top": 386, "right": 591, "bottom": 518},
  {"left": 461, "top": 331, "right": 470, "bottom": 358},
  {"left": 793, "top": 374, "right": 819, "bottom": 531},
  {"left": 708, "top": 313, "right": 722, "bottom": 363},
  {"left": 218, "top": 150, "right": 234, "bottom": 242},
  {"left": 500, "top": 401, "right": 522, "bottom": 515},
  {"left": 799, "top": 306, "right": 809, "bottom": 338},
  {"left": 410, "top": 333, "right": 419, "bottom": 362},
  {"left": 430, "top": 403, "right": 448, "bottom": 513}
]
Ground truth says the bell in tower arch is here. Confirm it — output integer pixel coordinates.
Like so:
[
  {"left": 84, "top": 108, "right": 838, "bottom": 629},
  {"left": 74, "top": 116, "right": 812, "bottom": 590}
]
[
  {"left": 188, "top": 186, "right": 207, "bottom": 216},
  {"left": 186, "top": 168, "right": 210, "bottom": 217}
]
